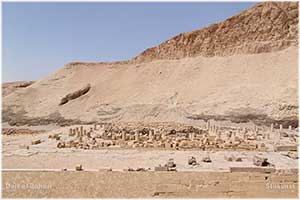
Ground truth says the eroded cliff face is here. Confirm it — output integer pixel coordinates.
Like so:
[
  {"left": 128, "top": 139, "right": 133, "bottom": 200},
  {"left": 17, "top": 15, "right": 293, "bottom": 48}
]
[
  {"left": 2, "top": 2, "right": 298, "bottom": 127},
  {"left": 132, "top": 2, "right": 298, "bottom": 63},
  {"left": 2, "top": 81, "right": 35, "bottom": 97}
]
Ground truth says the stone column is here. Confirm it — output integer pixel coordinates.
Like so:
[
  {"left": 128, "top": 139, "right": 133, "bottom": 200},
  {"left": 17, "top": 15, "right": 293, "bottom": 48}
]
[
  {"left": 103, "top": 131, "right": 107, "bottom": 140},
  {"left": 76, "top": 128, "right": 80, "bottom": 138},
  {"left": 80, "top": 126, "right": 84, "bottom": 136},
  {"left": 206, "top": 120, "right": 210, "bottom": 131},
  {"left": 279, "top": 124, "right": 283, "bottom": 132},
  {"left": 87, "top": 130, "right": 91, "bottom": 138},
  {"left": 149, "top": 130, "right": 154, "bottom": 141},
  {"left": 122, "top": 131, "right": 126, "bottom": 141},
  {"left": 69, "top": 128, "right": 73, "bottom": 136},
  {"left": 277, "top": 130, "right": 281, "bottom": 143},
  {"left": 135, "top": 132, "right": 139, "bottom": 141},
  {"left": 279, "top": 124, "right": 283, "bottom": 140},
  {"left": 243, "top": 128, "right": 247, "bottom": 140},
  {"left": 161, "top": 132, "right": 166, "bottom": 140},
  {"left": 189, "top": 132, "right": 194, "bottom": 141},
  {"left": 270, "top": 123, "right": 274, "bottom": 133},
  {"left": 217, "top": 131, "right": 221, "bottom": 140},
  {"left": 255, "top": 126, "right": 259, "bottom": 136},
  {"left": 289, "top": 125, "right": 292, "bottom": 131},
  {"left": 231, "top": 132, "right": 236, "bottom": 142},
  {"left": 227, "top": 132, "right": 231, "bottom": 141}
]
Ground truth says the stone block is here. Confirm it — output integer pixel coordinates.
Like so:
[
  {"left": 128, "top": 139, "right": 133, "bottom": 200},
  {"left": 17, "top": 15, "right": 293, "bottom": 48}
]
[
  {"left": 230, "top": 167, "right": 275, "bottom": 173},
  {"left": 31, "top": 139, "right": 42, "bottom": 145},
  {"left": 202, "top": 156, "right": 212, "bottom": 163},
  {"left": 253, "top": 156, "right": 270, "bottom": 166},
  {"left": 188, "top": 156, "right": 197, "bottom": 165},
  {"left": 275, "top": 145, "right": 297, "bottom": 151},
  {"left": 19, "top": 144, "right": 29, "bottom": 150},
  {"left": 57, "top": 141, "right": 66, "bottom": 148},
  {"left": 75, "top": 164, "right": 83, "bottom": 171},
  {"left": 155, "top": 166, "right": 168, "bottom": 171}
]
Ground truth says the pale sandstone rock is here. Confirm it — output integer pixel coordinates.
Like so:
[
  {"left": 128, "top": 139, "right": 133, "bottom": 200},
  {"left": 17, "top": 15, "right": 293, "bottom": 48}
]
[{"left": 132, "top": 2, "right": 298, "bottom": 63}]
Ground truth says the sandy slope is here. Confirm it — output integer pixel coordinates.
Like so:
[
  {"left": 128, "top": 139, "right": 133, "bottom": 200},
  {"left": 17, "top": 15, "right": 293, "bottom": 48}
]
[{"left": 3, "top": 46, "right": 297, "bottom": 126}]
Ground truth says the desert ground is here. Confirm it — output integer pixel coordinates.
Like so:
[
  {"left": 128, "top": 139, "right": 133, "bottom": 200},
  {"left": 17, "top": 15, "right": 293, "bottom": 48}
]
[{"left": 2, "top": 121, "right": 298, "bottom": 198}]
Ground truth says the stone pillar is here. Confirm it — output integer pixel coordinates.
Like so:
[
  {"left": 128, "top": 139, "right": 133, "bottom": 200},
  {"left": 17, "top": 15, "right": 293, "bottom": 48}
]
[
  {"left": 69, "top": 128, "right": 73, "bottom": 136},
  {"left": 149, "top": 130, "right": 154, "bottom": 141},
  {"left": 103, "top": 131, "right": 107, "bottom": 140},
  {"left": 231, "top": 132, "right": 236, "bottom": 142},
  {"left": 277, "top": 131, "right": 281, "bottom": 143},
  {"left": 122, "top": 131, "right": 126, "bottom": 141},
  {"left": 279, "top": 124, "right": 283, "bottom": 132},
  {"left": 161, "top": 133, "right": 166, "bottom": 140},
  {"left": 76, "top": 128, "right": 80, "bottom": 138},
  {"left": 87, "top": 130, "right": 91, "bottom": 138},
  {"left": 227, "top": 132, "right": 231, "bottom": 141},
  {"left": 243, "top": 128, "right": 247, "bottom": 140},
  {"left": 270, "top": 123, "right": 274, "bottom": 133},
  {"left": 135, "top": 132, "right": 139, "bottom": 141},
  {"left": 189, "top": 132, "right": 194, "bottom": 141},
  {"left": 255, "top": 126, "right": 259, "bottom": 136},
  {"left": 206, "top": 120, "right": 210, "bottom": 131},
  {"left": 80, "top": 126, "right": 84, "bottom": 136},
  {"left": 75, "top": 127, "right": 79, "bottom": 137},
  {"left": 289, "top": 125, "right": 292, "bottom": 131},
  {"left": 153, "top": 129, "right": 157, "bottom": 141},
  {"left": 94, "top": 123, "right": 97, "bottom": 130}
]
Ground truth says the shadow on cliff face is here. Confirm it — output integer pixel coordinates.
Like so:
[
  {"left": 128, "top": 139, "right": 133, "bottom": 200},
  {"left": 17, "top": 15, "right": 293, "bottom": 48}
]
[
  {"left": 2, "top": 106, "right": 298, "bottom": 128},
  {"left": 2, "top": 107, "right": 93, "bottom": 127},
  {"left": 186, "top": 107, "right": 298, "bottom": 128}
]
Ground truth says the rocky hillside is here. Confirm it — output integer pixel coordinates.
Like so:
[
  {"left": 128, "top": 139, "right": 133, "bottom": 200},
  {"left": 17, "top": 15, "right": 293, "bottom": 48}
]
[
  {"left": 132, "top": 2, "right": 298, "bottom": 62},
  {"left": 2, "top": 2, "right": 298, "bottom": 127},
  {"left": 2, "top": 81, "right": 35, "bottom": 97}
]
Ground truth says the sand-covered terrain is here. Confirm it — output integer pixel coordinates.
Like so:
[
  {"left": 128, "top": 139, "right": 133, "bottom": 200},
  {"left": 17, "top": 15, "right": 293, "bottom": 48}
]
[{"left": 2, "top": 2, "right": 298, "bottom": 127}]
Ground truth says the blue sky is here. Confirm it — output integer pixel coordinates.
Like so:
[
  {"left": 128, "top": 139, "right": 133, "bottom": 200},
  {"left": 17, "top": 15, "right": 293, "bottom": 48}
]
[{"left": 2, "top": 2, "right": 256, "bottom": 82}]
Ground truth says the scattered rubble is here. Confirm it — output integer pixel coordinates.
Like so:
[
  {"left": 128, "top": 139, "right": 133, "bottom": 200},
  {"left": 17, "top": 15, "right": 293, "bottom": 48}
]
[
  {"left": 225, "top": 155, "right": 242, "bottom": 162},
  {"left": 225, "top": 155, "right": 234, "bottom": 162},
  {"left": 31, "top": 139, "right": 42, "bottom": 145},
  {"left": 51, "top": 122, "right": 298, "bottom": 151},
  {"left": 202, "top": 156, "right": 212, "bottom": 163},
  {"left": 49, "top": 133, "right": 61, "bottom": 140},
  {"left": 167, "top": 158, "right": 177, "bottom": 171},
  {"left": 188, "top": 156, "right": 197, "bottom": 165},
  {"left": 75, "top": 164, "right": 83, "bottom": 171},
  {"left": 282, "top": 152, "right": 298, "bottom": 160},
  {"left": 155, "top": 158, "right": 177, "bottom": 171},
  {"left": 253, "top": 156, "right": 270, "bottom": 167},
  {"left": 19, "top": 145, "right": 29, "bottom": 150},
  {"left": 124, "top": 167, "right": 150, "bottom": 172},
  {"left": 3, "top": 128, "right": 43, "bottom": 135},
  {"left": 235, "top": 157, "right": 243, "bottom": 162}
]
